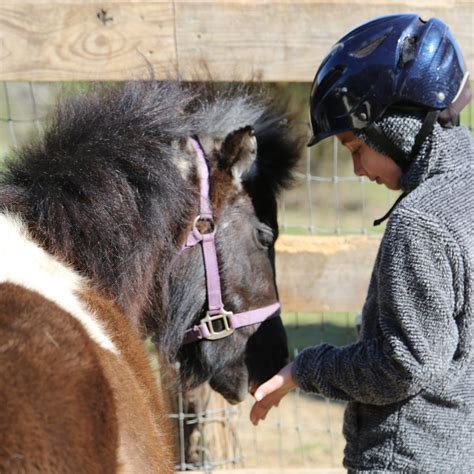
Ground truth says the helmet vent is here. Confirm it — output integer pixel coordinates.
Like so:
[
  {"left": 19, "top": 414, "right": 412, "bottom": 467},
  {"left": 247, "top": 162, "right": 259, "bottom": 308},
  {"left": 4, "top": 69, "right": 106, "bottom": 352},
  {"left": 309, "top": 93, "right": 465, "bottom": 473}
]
[
  {"left": 399, "top": 36, "right": 418, "bottom": 67},
  {"left": 350, "top": 33, "right": 390, "bottom": 58},
  {"left": 316, "top": 66, "right": 345, "bottom": 97}
]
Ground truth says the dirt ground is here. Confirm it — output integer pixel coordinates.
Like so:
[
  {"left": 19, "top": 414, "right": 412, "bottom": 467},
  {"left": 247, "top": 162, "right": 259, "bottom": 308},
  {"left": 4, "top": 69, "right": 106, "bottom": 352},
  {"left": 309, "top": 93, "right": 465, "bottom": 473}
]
[{"left": 236, "top": 391, "right": 346, "bottom": 469}]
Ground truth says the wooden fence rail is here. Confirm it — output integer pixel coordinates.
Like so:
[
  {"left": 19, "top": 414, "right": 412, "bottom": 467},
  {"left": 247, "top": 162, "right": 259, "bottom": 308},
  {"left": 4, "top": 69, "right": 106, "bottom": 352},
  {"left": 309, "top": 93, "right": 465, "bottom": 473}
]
[
  {"left": 276, "top": 235, "right": 380, "bottom": 313},
  {"left": 1, "top": 1, "right": 472, "bottom": 82}
]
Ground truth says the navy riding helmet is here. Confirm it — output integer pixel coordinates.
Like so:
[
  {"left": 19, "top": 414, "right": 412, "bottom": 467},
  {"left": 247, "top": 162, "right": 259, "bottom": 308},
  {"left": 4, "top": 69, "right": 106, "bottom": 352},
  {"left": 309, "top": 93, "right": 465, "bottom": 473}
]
[{"left": 308, "top": 14, "right": 471, "bottom": 147}]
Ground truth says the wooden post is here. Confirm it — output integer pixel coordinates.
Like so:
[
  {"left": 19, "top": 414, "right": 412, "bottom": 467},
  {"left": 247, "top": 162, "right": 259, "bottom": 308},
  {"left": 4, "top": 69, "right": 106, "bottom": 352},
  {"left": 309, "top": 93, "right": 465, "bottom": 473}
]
[{"left": 181, "top": 384, "right": 238, "bottom": 467}]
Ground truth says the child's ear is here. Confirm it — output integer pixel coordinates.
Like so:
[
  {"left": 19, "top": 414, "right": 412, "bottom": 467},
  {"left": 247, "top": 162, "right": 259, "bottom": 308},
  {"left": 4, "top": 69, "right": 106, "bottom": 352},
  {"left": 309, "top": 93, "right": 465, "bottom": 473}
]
[{"left": 220, "top": 126, "right": 257, "bottom": 181}]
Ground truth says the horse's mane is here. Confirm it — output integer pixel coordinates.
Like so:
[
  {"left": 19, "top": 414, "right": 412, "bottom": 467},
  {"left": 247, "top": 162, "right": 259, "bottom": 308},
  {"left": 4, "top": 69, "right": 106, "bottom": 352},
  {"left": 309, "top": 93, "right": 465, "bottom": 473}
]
[{"left": 0, "top": 81, "right": 303, "bottom": 320}]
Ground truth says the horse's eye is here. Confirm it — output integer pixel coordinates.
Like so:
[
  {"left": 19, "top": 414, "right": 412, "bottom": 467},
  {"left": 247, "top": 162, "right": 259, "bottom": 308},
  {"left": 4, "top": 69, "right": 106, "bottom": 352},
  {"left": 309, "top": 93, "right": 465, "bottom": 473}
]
[{"left": 254, "top": 225, "right": 274, "bottom": 249}]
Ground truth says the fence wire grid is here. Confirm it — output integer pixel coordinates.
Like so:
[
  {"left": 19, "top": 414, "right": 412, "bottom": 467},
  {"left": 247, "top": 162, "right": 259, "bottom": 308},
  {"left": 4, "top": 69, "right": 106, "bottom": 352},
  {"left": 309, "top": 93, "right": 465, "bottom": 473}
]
[
  {"left": 0, "top": 82, "right": 403, "bottom": 236},
  {"left": 1, "top": 82, "right": 472, "bottom": 472}
]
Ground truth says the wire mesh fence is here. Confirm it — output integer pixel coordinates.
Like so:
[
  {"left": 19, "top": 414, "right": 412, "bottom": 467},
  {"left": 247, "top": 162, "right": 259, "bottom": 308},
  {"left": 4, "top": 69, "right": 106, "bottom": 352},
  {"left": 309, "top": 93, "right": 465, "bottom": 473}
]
[
  {"left": 0, "top": 81, "right": 472, "bottom": 472},
  {"left": 5, "top": 81, "right": 472, "bottom": 235},
  {"left": 0, "top": 81, "right": 403, "bottom": 236},
  {"left": 282, "top": 145, "right": 397, "bottom": 235}
]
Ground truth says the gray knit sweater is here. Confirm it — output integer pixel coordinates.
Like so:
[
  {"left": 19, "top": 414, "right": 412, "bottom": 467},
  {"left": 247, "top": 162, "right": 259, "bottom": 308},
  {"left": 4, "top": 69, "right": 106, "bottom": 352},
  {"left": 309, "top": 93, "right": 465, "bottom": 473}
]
[{"left": 293, "top": 122, "right": 474, "bottom": 472}]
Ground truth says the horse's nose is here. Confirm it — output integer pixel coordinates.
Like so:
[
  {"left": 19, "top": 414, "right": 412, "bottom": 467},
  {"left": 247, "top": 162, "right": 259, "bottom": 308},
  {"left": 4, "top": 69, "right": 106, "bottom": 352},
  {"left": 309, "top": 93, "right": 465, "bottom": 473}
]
[
  {"left": 226, "top": 397, "right": 242, "bottom": 406},
  {"left": 248, "top": 381, "right": 257, "bottom": 396}
]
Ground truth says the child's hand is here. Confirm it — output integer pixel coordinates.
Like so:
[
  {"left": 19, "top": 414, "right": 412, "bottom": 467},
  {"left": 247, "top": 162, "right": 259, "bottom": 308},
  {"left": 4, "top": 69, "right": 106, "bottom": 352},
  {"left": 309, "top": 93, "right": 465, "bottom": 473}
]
[{"left": 250, "top": 362, "right": 296, "bottom": 425}]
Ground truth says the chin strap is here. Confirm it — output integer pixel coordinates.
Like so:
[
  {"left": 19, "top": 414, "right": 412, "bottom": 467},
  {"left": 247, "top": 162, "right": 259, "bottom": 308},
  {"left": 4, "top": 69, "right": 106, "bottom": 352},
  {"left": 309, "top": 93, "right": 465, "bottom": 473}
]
[
  {"left": 370, "top": 109, "right": 440, "bottom": 226},
  {"left": 373, "top": 192, "right": 408, "bottom": 226},
  {"left": 409, "top": 110, "right": 440, "bottom": 160},
  {"left": 365, "top": 109, "right": 440, "bottom": 173}
]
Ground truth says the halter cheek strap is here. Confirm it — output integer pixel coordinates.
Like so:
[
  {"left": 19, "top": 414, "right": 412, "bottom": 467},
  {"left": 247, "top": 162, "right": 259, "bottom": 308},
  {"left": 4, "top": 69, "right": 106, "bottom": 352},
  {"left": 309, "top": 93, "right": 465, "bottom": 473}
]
[{"left": 181, "top": 138, "right": 280, "bottom": 344}]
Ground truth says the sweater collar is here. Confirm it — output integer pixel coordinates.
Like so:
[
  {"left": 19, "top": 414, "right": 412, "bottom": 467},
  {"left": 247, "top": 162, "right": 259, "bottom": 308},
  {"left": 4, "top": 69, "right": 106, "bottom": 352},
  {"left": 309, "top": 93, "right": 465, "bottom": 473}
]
[{"left": 399, "top": 125, "right": 474, "bottom": 193}]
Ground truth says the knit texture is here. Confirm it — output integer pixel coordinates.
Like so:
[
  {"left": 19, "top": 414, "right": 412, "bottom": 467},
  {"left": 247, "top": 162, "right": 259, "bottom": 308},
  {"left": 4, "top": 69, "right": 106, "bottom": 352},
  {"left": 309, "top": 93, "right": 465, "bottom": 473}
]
[
  {"left": 357, "top": 112, "right": 424, "bottom": 160},
  {"left": 293, "top": 121, "right": 474, "bottom": 471}
]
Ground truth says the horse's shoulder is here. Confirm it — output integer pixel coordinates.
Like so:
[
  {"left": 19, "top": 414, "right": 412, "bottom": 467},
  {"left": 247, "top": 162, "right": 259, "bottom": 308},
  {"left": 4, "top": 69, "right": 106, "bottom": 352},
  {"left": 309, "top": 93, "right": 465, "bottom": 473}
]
[{"left": 0, "top": 282, "right": 119, "bottom": 473}]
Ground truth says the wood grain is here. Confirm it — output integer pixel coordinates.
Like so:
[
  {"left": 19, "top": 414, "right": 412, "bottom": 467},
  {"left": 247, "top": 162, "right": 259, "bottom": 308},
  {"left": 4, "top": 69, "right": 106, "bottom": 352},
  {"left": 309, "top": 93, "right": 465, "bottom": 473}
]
[
  {"left": 0, "top": 3, "right": 176, "bottom": 81},
  {"left": 174, "top": 2, "right": 473, "bottom": 81},
  {"left": 0, "top": 2, "right": 472, "bottom": 81}
]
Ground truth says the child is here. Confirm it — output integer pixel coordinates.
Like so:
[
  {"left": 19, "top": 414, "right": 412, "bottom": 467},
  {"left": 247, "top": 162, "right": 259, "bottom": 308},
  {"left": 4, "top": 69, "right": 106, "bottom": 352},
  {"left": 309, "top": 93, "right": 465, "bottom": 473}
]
[{"left": 251, "top": 14, "right": 474, "bottom": 472}]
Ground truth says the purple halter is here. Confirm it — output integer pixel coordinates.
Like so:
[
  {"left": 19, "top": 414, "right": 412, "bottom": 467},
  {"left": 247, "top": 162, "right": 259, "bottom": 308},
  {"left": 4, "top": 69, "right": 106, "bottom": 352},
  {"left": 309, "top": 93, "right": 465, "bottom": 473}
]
[{"left": 181, "top": 138, "right": 280, "bottom": 345}]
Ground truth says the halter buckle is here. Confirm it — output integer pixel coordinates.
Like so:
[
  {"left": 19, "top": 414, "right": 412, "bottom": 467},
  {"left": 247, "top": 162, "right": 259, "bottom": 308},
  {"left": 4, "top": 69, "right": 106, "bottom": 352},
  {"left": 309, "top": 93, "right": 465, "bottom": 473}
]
[
  {"left": 200, "top": 309, "right": 234, "bottom": 340},
  {"left": 193, "top": 215, "right": 216, "bottom": 236}
]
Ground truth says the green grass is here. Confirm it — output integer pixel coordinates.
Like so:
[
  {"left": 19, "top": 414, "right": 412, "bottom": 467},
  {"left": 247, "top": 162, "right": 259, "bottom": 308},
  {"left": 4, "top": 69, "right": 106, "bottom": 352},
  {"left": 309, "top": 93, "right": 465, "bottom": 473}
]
[
  {"left": 461, "top": 104, "right": 474, "bottom": 131},
  {"left": 282, "top": 312, "right": 358, "bottom": 359}
]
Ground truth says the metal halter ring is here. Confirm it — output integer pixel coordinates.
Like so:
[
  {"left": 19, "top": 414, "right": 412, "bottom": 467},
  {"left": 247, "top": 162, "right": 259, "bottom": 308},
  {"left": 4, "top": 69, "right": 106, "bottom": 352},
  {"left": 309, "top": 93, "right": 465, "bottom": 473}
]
[
  {"left": 200, "top": 309, "right": 234, "bottom": 340},
  {"left": 193, "top": 214, "right": 216, "bottom": 236}
]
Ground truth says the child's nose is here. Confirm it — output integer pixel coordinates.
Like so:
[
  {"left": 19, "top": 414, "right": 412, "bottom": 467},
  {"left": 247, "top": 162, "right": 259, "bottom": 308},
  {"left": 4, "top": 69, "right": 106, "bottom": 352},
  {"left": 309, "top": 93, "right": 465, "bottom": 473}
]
[{"left": 352, "top": 155, "right": 365, "bottom": 177}]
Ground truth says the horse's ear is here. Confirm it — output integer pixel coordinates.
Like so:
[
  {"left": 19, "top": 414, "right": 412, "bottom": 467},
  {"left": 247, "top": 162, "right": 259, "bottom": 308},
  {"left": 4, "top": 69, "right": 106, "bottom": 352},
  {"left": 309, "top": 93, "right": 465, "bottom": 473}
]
[
  {"left": 171, "top": 137, "right": 197, "bottom": 179},
  {"left": 221, "top": 126, "right": 257, "bottom": 181}
]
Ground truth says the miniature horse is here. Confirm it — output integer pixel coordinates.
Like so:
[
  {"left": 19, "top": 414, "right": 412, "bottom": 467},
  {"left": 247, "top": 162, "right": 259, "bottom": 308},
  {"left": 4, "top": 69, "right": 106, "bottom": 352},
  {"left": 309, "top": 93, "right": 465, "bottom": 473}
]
[{"left": 0, "top": 82, "right": 303, "bottom": 472}]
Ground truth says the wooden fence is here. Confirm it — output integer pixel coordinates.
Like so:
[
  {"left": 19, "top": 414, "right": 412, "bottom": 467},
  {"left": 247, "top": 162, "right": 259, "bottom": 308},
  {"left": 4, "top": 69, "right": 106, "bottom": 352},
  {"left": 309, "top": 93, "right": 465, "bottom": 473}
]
[
  {"left": 0, "top": 1, "right": 472, "bottom": 82},
  {"left": 276, "top": 234, "right": 380, "bottom": 312}
]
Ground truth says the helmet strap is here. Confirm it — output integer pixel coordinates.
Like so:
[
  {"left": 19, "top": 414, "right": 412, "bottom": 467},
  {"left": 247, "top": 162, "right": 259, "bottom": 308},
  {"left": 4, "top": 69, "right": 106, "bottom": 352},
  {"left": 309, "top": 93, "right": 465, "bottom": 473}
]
[
  {"left": 373, "top": 191, "right": 408, "bottom": 226},
  {"left": 364, "top": 109, "right": 440, "bottom": 173},
  {"left": 409, "top": 110, "right": 439, "bottom": 160},
  {"left": 370, "top": 109, "right": 439, "bottom": 227},
  {"left": 363, "top": 123, "right": 410, "bottom": 172}
]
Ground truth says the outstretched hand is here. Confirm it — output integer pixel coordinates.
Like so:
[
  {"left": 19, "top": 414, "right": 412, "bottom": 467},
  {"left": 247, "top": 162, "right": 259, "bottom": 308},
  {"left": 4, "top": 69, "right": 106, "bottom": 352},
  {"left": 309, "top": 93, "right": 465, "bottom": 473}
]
[{"left": 250, "top": 362, "right": 296, "bottom": 425}]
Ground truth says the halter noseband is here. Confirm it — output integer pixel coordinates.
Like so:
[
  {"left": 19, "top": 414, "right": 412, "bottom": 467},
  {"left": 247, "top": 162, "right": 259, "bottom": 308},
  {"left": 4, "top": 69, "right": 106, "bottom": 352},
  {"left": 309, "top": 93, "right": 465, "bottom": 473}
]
[{"left": 181, "top": 138, "right": 280, "bottom": 345}]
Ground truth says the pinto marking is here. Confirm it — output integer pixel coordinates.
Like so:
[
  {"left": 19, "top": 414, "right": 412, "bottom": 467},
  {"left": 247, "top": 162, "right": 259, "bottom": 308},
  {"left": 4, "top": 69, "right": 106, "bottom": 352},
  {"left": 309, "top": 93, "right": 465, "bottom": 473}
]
[{"left": 0, "top": 213, "right": 117, "bottom": 353}]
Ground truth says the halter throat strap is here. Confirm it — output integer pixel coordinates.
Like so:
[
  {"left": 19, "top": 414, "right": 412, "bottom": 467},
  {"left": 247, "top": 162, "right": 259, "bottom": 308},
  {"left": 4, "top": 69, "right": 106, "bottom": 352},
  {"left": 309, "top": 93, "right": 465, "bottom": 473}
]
[{"left": 181, "top": 138, "right": 280, "bottom": 344}]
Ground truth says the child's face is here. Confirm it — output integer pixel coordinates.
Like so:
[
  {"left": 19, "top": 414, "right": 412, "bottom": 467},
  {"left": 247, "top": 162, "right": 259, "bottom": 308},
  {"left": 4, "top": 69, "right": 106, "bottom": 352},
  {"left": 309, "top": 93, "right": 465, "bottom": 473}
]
[{"left": 337, "top": 131, "right": 402, "bottom": 190}]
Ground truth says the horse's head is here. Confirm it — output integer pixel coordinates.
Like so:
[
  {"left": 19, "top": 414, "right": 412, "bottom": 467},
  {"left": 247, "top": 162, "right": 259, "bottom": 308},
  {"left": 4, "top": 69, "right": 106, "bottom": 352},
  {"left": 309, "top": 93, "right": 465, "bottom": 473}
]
[
  {"left": 153, "top": 96, "right": 303, "bottom": 403},
  {"left": 2, "top": 81, "right": 302, "bottom": 405}
]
